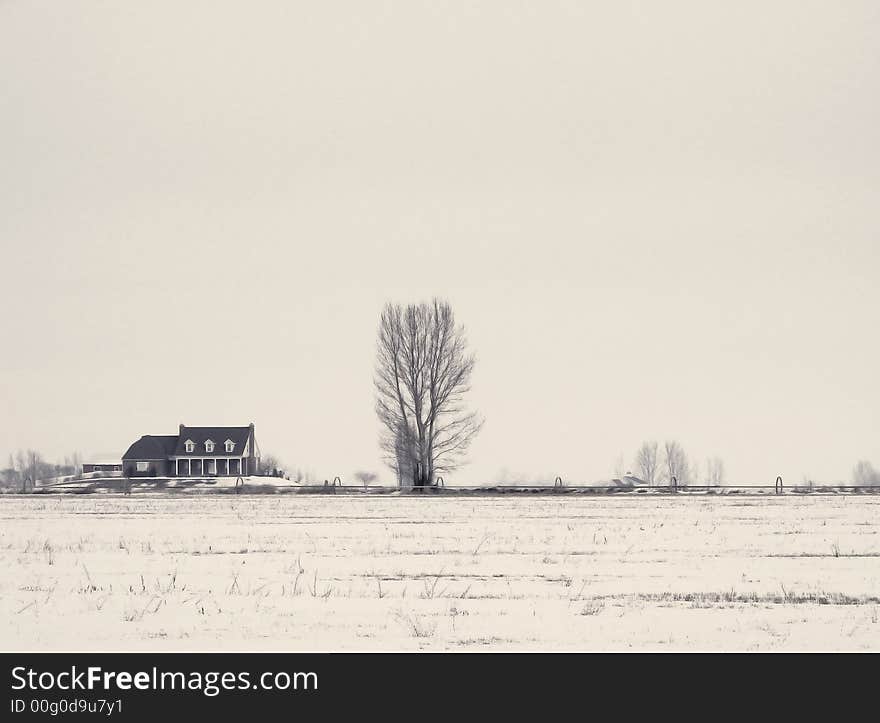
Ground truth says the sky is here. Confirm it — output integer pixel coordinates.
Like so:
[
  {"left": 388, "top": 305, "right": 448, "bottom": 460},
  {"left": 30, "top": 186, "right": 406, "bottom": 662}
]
[{"left": 1, "top": 1, "right": 878, "bottom": 485}]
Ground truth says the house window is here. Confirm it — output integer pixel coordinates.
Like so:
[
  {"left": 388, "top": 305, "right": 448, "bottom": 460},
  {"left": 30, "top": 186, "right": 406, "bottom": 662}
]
[
  {"left": 205, "top": 440, "right": 215, "bottom": 453},
  {"left": 225, "top": 440, "right": 235, "bottom": 453},
  {"left": 185, "top": 440, "right": 195, "bottom": 453},
  {"left": 136, "top": 461, "right": 149, "bottom": 472}
]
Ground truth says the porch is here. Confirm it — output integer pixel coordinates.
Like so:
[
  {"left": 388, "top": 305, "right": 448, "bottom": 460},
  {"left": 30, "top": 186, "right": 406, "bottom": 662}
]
[{"left": 174, "top": 458, "right": 249, "bottom": 477}]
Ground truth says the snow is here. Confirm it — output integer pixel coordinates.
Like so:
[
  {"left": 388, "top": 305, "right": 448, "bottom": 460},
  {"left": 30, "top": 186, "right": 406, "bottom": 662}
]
[{"left": 1, "top": 495, "right": 878, "bottom": 650}]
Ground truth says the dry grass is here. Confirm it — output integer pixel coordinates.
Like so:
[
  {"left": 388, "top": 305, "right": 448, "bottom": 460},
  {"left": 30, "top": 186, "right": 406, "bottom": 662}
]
[{"left": 2, "top": 495, "right": 880, "bottom": 650}]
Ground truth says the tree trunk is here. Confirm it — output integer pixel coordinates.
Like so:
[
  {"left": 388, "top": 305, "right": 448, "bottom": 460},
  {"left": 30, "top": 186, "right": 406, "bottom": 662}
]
[{"left": 413, "top": 460, "right": 433, "bottom": 487}]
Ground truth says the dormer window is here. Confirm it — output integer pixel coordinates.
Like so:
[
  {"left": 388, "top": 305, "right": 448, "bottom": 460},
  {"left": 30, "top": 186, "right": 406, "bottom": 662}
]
[
  {"left": 225, "top": 439, "right": 235, "bottom": 453},
  {"left": 184, "top": 439, "right": 195, "bottom": 453},
  {"left": 205, "top": 439, "right": 215, "bottom": 453}
]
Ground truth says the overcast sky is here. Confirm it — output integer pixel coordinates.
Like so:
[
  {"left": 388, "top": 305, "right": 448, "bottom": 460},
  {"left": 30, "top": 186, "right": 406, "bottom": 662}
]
[{"left": 1, "top": 2, "right": 878, "bottom": 484}]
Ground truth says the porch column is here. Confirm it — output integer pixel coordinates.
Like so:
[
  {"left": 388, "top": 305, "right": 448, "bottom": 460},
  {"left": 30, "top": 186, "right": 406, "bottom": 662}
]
[{"left": 187, "top": 459, "right": 191, "bottom": 477}]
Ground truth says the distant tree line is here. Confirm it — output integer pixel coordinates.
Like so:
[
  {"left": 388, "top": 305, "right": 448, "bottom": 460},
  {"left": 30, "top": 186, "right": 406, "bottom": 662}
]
[
  {"left": 628, "top": 440, "right": 725, "bottom": 487},
  {"left": 257, "top": 454, "right": 323, "bottom": 482},
  {"left": 0, "top": 450, "right": 82, "bottom": 492},
  {"left": 628, "top": 443, "right": 880, "bottom": 488},
  {"left": 853, "top": 460, "right": 880, "bottom": 486},
  {"left": 256, "top": 455, "right": 325, "bottom": 483}
]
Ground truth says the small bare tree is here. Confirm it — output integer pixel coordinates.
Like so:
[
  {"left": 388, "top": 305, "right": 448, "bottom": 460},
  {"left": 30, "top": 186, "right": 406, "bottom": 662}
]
[
  {"left": 634, "top": 441, "right": 658, "bottom": 486},
  {"left": 374, "top": 299, "right": 484, "bottom": 487},
  {"left": 707, "top": 456, "right": 725, "bottom": 487},
  {"left": 354, "top": 471, "right": 378, "bottom": 489},
  {"left": 663, "top": 440, "right": 690, "bottom": 487},
  {"left": 16, "top": 449, "right": 41, "bottom": 492},
  {"left": 14, "top": 450, "right": 26, "bottom": 487}
]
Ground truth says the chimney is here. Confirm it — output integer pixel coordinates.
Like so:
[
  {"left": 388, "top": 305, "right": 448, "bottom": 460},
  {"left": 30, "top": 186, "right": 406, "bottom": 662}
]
[{"left": 179, "top": 424, "right": 184, "bottom": 435}]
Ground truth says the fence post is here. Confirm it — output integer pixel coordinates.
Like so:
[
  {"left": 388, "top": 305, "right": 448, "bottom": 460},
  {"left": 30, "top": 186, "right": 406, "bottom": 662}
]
[{"left": 775, "top": 475, "right": 783, "bottom": 495}]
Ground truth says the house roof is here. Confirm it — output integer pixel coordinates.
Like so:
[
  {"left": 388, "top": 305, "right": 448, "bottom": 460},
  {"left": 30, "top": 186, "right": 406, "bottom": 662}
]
[
  {"left": 122, "top": 436, "right": 178, "bottom": 461},
  {"left": 610, "top": 475, "right": 648, "bottom": 487},
  {"left": 174, "top": 426, "right": 251, "bottom": 457}
]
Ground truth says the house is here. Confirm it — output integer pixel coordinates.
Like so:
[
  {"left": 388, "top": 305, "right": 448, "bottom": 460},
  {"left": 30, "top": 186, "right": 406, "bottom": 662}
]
[{"left": 122, "top": 423, "right": 260, "bottom": 478}]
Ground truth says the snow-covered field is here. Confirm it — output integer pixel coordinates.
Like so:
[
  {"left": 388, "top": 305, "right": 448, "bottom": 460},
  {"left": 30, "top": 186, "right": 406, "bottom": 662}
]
[{"left": 2, "top": 495, "right": 879, "bottom": 650}]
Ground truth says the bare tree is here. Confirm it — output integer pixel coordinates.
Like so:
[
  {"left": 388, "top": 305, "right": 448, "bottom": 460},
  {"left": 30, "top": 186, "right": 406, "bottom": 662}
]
[
  {"left": 690, "top": 458, "right": 701, "bottom": 486},
  {"left": 5, "top": 453, "right": 20, "bottom": 490},
  {"left": 707, "top": 456, "right": 725, "bottom": 487},
  {"left": 663, "top": 440, "right": 690, "bottom": 487},
  {"left": 259, "top": 453, "right": 284, "bottom": 477},
  {"left": 14, "top": 450, "right": 26, "bottom": 486},
  {"left": 354, "top": 471, "right": 378, "bottom": 489},
  {"left": 19, "top": 449, "right": 42, "bottom": 492},
  {"left": 634, "top": 441, "right": 658, "bottom": 486},
  {"left": 374, "top": 299, "right": 484, "bottom": 487},
  {"left": 853, "top": 460, "right": 879, "bottom": 487}
]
